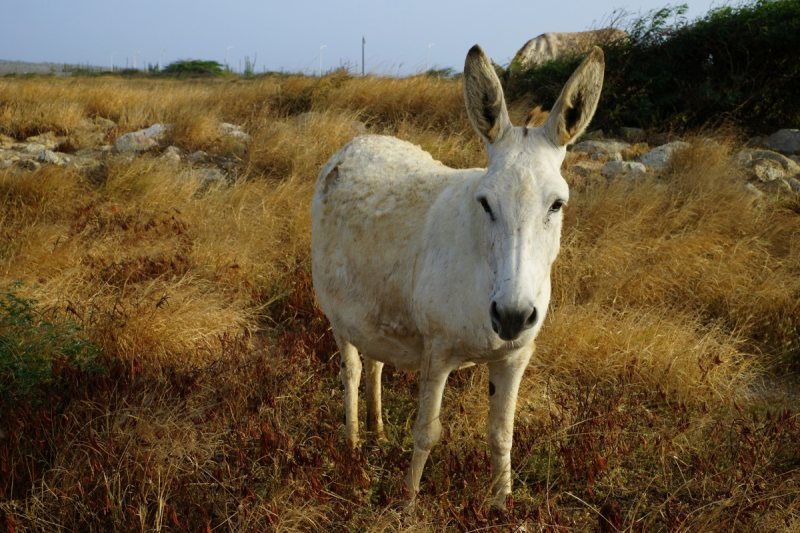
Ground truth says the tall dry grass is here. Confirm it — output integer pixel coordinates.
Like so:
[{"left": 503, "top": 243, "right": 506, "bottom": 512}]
[{"left": 1, "top": 74, "right": 800, "bottom": 531}]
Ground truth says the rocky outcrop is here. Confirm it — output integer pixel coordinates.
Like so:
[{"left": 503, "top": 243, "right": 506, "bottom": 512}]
[
  {"left": 601, "top": 161, "right": 646, "bottom": 179},
  {"left": 763, "top": 129, "right": 800, "bottom": 155},
  {"left": 635, "top": 142, "right": 691, "bottom": 171},
  {"left": 512, "top": 29, "right": 628, "bottom": 69}
]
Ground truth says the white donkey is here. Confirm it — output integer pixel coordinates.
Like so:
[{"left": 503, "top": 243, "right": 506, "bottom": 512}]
[{"left": 311, "top": 45, "right": 604, "bottom": 503}]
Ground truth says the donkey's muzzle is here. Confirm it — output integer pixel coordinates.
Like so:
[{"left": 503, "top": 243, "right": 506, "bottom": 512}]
[{"left": 490, "top": 301, "right": 537, "bottom": 341}]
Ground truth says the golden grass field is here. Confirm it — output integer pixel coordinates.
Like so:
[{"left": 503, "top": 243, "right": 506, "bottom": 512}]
[{"left": 1, "top": 73, "right": 800, "bottom": 532}]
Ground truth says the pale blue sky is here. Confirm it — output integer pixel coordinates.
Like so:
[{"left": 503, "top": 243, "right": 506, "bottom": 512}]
[{"left": 1, "top": 0, "right": 722, "bottom": 75}]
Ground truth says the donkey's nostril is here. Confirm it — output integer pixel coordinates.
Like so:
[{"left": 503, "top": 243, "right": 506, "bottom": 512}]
[
  {"left": 525, "top": 307, "right": 538, "bottom": 328},
  {"left": 490, "top": 301, "right": 501, "bottom": 322}
]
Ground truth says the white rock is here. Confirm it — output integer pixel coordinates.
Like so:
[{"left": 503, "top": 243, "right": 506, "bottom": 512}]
[
  {"left": 573, "top": 139, "right": 631, "bottom": 155},
  {"left": 0, "top": 160, "right": 13, "bottom": 169},
  {"left": 114, "top": 124, "right": 172, "bottom": 153},
  {"left": 37, "top": 150, "right": 60, "bottom": 164},
  {"left": 220, "top": 123, "right": 250, "bottom": 141},
  {"left": 114, "top": 132, "right": 158, "bottom": 153},
  {"left": 752, "top": 160, "right": 784, "bottom": 182},
  {"left": 764, "top": 129, "right": 800, "bottom": 155},
  {"left": 735, "top": 149, "right": 800, "bottom": 174},
  {"left": 635, "top": 141, "right": 691, "bottom": 171},
  {"left": 743, "top": 182, "right": 764, "bottom": 198},
  {"left": 160, "top": 146, "right": 182, "bottom": 163},
  {"left": 607, "top": 152, "right": 623, "bottom": 162},
  {"left": 601, "top": 161, "right": 646, "bottom": 179},
  {"left": 23, "top": 143, "right": 47, "bottom": 154}
]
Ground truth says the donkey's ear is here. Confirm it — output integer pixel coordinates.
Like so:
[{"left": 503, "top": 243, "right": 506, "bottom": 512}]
[
  {"left": 543, "top": 46, "right": 604, "bottom": 147},
  {"left": 464, "top": 45, "right": 512, "bottom": 145}
]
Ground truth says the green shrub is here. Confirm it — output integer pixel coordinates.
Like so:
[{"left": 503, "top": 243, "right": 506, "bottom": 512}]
[
  {"left": 0, "top": 284, "right": 101, "bottom": 403},
  {"left": 162, "top": 59, "right": 225, "bottom": 77},
  {"left": 506, "top": 0, "right": 800, "bottom": 134}
]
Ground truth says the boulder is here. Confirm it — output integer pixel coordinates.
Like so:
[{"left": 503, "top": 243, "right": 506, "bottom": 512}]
[
  {"left": 113, "top": 123, "right": 172, "bottom": 153},
  {"left": 220, "top": 123, "right": 249, "bottom": 141},
  {"left": 735, "top": 149, "right": 800, "bottom": 175},
  {"left": 601, "top": 161, "right": 646, "bottom": 179},
  {"left": 37, "top": 150, "right": 60, "bottom": 164},
  {"left": 751, "top": 160, "right": 784, "bottom": 182},
  {"left": 788, "top": 177, "right": 800, "bottom": 193},
  {"left": 619, "top": 127, "right": 645, "bottom": 141},
  {"left": 743, "top": 182, "right": 764, "bottom": 199},
  {"left": 161, "top": 146, "right": 182, "bottom": 163},
  {"left": 94, "top": 117, "right": 117, "bottom": 130},
  {"left": 23, "top": 143, "right": 47, "bottom": 154},
  {"left": 635, "top": 141, "right": 691, "bottom": 171},
  {"left": 573, "top": 139, "right": 631, "bottom": 156},
  {"left": 188, "top": 150, "right": 210, "bottom": 163},
  {"left": 761, "top": 179, "right": 792, "bottom": 195},
  {"left": 764, "top": 129, "right": 800, "bottom": 155}
]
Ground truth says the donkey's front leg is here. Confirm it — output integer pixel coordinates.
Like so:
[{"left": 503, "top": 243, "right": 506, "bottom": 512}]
[
  {"left": 486, "top": 345, "right": 534, "bottom": 505},
  {"left": 405, "top": 358, "right": 451, "bottom": 497}
]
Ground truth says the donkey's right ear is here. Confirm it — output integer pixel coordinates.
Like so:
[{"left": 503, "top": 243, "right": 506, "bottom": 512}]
[{"left": 464, "top": 45, "right": 512, "bottom": 145}]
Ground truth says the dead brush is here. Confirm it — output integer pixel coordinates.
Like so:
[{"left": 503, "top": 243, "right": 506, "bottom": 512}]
[{"left": 2, "top": 73, "right": 800, "bottom": 531}]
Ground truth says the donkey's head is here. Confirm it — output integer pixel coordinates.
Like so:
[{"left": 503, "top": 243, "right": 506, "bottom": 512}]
[{"left": 464, "top": 45, "right": 604, "bottom": 342}]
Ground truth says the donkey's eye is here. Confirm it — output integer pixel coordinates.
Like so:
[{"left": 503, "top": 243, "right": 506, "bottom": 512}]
[
  {"left": 550, "top": 200, "right": 564, "bottom": 212},
  {"left": 478, "top": 197, "right": 495, "bottom": 221}
]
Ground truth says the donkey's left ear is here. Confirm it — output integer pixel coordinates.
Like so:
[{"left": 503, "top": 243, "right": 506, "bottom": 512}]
[{"left": 543, "top": 47, "right": 605, "bottom": 147}]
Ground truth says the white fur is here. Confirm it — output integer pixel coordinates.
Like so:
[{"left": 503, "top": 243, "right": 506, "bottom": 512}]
[{"left": 311, "top": 45, "right": 604, "bottom": 504}]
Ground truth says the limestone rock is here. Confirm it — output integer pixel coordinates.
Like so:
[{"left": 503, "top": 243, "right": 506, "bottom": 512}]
[
  {"left": 752, "top": 160, "right": 785, "bottom": 182},
  {"left": 735, "top": 149, "right": 800, "bottom": 176},
  {"left": 601, "top": 161, "right": 646, "bottom": 179},
  {"left": 114, "top": 123, "right": 172, "bottom": 153},
  {"left": 761, "top": 178, "right": 792, "bottom": 194},
  {"left": 188, "top": 150, "right": 210, "bottom": 163},
  {"left": 573, "top": 139, "right": 632, "bottom": 155},
  {"left": 635, "top": 141, "right": 690, "bottom": 171},
  {"left": 743, "top": 182, "right": 764, "bottom": 198},
  {"left": 788, "top": 177, "right": 800, "bottom": 193},
  {"left": 220, "top": 123, "right": 249, "bottom": 141},
  {"left": 764, "top": 129, "right": 800, "bottom": 155},
  {"left": 37, "top": 150, "right": 60, "bottom": 164},
  {"left": 23, "top": 143, "right": 47, "bottom": 154},
  {"left": 161, "top": 146, "right": 182, "bottom": 163}
]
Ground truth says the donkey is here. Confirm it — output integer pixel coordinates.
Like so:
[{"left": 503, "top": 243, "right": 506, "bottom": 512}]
[{"left": 311, "top": 45, "right": 604, "bottom": 503}]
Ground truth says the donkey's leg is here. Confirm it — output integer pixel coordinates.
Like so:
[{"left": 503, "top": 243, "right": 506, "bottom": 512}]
[
  {"left": 486, "top": 345, "right": 534, "bottom": 506},
  {"left": 364, "top": 358, "right": 386, "bottom": 440},
  {"left": 405, "top": 357, "right": 451, "bottom": 496},
  {"left": 335, "top": 334, "right": 362, "bottom": 447}
]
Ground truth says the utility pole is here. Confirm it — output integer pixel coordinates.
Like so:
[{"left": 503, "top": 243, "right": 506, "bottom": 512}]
[
  {"left": 159, "top": 49, "right": 166, "bottom": 71},
  {"left": 226, "top": 46, "right": 234, "bottom": 71},
  {"left": 362, "top": 37, "right": 365, "bottom": 77},
  {"left": 427, "top": 43, "right": 434, "bottom": 72},
  {"left": 110, "top": 52, "right": 116, "bottom": 72},
  {"left": 319, "top": 45, "right": 327, "bottom": 77}
]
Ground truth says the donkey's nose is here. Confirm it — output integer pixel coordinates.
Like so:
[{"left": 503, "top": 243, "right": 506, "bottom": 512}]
[{"left": 490, "top": 301, "right": 537, "bottom": 341}]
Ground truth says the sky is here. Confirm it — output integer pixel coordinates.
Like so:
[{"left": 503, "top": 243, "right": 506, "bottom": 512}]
[{"left": 0, "top": 0, "right": 723, "bottom": 76}]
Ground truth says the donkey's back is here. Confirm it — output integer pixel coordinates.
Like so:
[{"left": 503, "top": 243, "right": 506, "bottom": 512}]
[{"left": 311, "top": 135, "right": 480, "bottom": 370}]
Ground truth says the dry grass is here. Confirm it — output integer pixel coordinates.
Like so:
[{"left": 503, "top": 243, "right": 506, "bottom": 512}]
[{"left": 1, "top": 74, "right": 800, "bottom": 531}]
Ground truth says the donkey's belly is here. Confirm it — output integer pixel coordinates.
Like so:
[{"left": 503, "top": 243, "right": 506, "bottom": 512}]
[{"left": 348, "top": 326, "right": 424, "bottom": 372}]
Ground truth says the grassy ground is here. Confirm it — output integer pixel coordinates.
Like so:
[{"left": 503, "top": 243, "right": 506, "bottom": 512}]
[{"left": 1, "top": 74, "right": 800, "bottom": 532}]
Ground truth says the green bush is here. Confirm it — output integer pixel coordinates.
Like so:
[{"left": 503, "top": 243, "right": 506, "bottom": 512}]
[
  {"left": 162, "top": 59, "right": 225, "bottom": 77},
  {"left": 506, "top": 0, "right": 800, "bottom": 134},
  {"left": 0, "top": 284, "right": 101, "bottom": 404}
]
